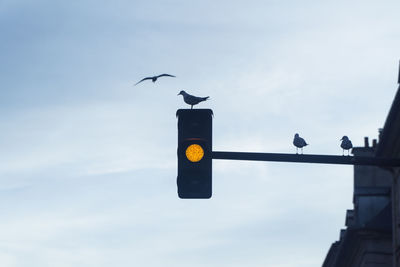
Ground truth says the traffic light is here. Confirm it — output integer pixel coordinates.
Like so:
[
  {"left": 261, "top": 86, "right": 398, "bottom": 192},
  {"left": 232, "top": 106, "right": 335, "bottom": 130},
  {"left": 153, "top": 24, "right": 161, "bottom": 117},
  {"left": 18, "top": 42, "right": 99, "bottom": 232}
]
[{"left": 176, "top": 109, "right": 213, "bottom": 199}]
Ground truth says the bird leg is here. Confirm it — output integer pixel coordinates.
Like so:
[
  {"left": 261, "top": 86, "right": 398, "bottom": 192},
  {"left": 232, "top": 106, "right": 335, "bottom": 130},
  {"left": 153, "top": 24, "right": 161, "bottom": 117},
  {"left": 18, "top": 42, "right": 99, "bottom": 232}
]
[{"left": 191, "top": 105, "right": 193, "bottom": 109}]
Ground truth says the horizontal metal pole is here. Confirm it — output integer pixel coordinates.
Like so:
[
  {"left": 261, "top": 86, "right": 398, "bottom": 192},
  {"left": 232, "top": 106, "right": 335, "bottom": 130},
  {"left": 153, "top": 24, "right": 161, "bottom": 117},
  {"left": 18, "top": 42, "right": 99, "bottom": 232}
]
[{"left": 212, "top": 151, "right": 400, "bottom": 167}]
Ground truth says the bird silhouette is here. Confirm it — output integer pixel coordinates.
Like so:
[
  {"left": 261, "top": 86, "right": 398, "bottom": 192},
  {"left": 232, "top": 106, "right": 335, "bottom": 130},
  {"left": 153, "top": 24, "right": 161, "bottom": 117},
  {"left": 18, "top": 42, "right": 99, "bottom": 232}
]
[
  {"left": 178, "top": 90, "right": 209, "bottom": 109},
  {"left": 340, "top": 136, "right": 353, "bottom": 156},
  {"left": 293, "top": 133, "right": 308, "bottom": 154},
  {"left": 134, "top": 74, "right": 176, "bottom": 86}
]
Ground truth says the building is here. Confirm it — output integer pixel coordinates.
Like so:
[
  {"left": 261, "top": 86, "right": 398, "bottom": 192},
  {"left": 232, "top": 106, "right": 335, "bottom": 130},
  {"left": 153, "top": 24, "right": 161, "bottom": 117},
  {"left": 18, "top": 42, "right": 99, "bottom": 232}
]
[{"left": 322, "top": 65, "right": 400, "bottom": 267}]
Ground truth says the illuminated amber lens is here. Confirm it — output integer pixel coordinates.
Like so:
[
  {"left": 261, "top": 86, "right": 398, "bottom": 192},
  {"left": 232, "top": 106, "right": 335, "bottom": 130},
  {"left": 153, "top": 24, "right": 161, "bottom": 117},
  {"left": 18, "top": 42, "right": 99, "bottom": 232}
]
[{"left": 185, "top": 144, "right": 204, "bottom": 162}]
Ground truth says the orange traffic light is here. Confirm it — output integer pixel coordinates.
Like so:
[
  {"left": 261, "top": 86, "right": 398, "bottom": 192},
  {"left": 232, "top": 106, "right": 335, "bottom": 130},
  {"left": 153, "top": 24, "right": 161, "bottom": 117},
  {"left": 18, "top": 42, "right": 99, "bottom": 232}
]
[{"left": 176, "top": 109, "right": 213, "bottom": 199}]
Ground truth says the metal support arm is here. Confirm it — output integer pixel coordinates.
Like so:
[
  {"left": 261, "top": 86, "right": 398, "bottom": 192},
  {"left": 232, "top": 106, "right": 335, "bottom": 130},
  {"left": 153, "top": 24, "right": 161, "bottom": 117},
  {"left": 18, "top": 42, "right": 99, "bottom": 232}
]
[{"left": 212, "top": 151, "right": 400, "bottom": 167}]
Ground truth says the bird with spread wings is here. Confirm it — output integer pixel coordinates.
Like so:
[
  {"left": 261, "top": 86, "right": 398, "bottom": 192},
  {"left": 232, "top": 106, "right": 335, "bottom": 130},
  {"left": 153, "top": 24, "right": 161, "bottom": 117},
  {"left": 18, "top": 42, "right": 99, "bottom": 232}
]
[{"left": 134, "top": 74, "right": 176, "bottom": 86}]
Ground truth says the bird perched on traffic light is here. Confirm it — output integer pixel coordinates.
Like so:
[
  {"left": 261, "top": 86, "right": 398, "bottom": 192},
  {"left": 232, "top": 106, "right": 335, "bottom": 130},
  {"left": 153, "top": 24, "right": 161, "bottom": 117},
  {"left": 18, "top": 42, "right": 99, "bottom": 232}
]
[
  {"left": 340, "top": 136, "right": 353, "bottom": 156},
  {"left": 293, "top": 133, "right": 308, "bottom": 154},
  {"left": 178, "top": 90, "right": 209, "bottom": 109},
  {"left": 134, "top": 73, "right": 176, "bottom": 86}
]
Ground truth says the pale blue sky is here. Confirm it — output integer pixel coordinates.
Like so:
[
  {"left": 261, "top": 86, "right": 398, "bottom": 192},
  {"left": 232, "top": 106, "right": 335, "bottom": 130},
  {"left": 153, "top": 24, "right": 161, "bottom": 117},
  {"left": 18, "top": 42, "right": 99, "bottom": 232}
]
[{"left": 1, "top": 1, "right": 400, "bottom": 266}]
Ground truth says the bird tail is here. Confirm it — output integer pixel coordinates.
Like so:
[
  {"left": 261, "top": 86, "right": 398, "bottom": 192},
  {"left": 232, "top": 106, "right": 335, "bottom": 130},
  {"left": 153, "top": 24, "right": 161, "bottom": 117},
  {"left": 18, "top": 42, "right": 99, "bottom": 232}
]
[{"left": 203, "top": 96, "right": 210, "bottom": 101}]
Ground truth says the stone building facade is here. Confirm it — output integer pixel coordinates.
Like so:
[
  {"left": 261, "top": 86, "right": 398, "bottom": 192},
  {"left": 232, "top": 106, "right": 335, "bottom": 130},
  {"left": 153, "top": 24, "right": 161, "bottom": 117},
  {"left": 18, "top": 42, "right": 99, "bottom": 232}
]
[{"left": 322, "top": 67, "right": 400, "bottom": 267}]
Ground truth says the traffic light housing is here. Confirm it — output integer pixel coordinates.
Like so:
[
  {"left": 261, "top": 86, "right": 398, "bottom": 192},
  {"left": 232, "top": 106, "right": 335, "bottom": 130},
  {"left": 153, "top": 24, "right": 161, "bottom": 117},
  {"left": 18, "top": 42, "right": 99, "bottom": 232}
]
[{"left": 176, "top": 109, "right": 213, "bottom": 199}]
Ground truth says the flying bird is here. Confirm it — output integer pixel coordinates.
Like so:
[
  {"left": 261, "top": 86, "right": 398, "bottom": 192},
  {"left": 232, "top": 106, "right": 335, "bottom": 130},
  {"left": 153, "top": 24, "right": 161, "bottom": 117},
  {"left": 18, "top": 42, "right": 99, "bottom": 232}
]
[
  {"left": 178, "top": 90, "right": 209, "bottom": 109},
  {"left": 340, "top": 136, "right": 353, "bottom": 156},
  {"left": 134, "top": 74, "right": 176, "bottom": 86},
  {"left": 293, "top": 133, "right": 308, "bottom": 154}
]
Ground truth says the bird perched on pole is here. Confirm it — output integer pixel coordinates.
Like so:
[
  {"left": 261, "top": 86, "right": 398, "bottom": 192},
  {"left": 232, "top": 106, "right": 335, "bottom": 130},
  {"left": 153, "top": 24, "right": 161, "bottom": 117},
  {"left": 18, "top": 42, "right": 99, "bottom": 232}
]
[
  {"left": 293, "top": 133, "right": 308, "bottom": 154},
  {"left": 178, "top": 90, "right": 209, "bottom": 109},
  {"left": 134, "top": 74, "right": 176, "bottom": 86},
  {"left": 340, "top": 136, "right": 353, "bottom": 156}
]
